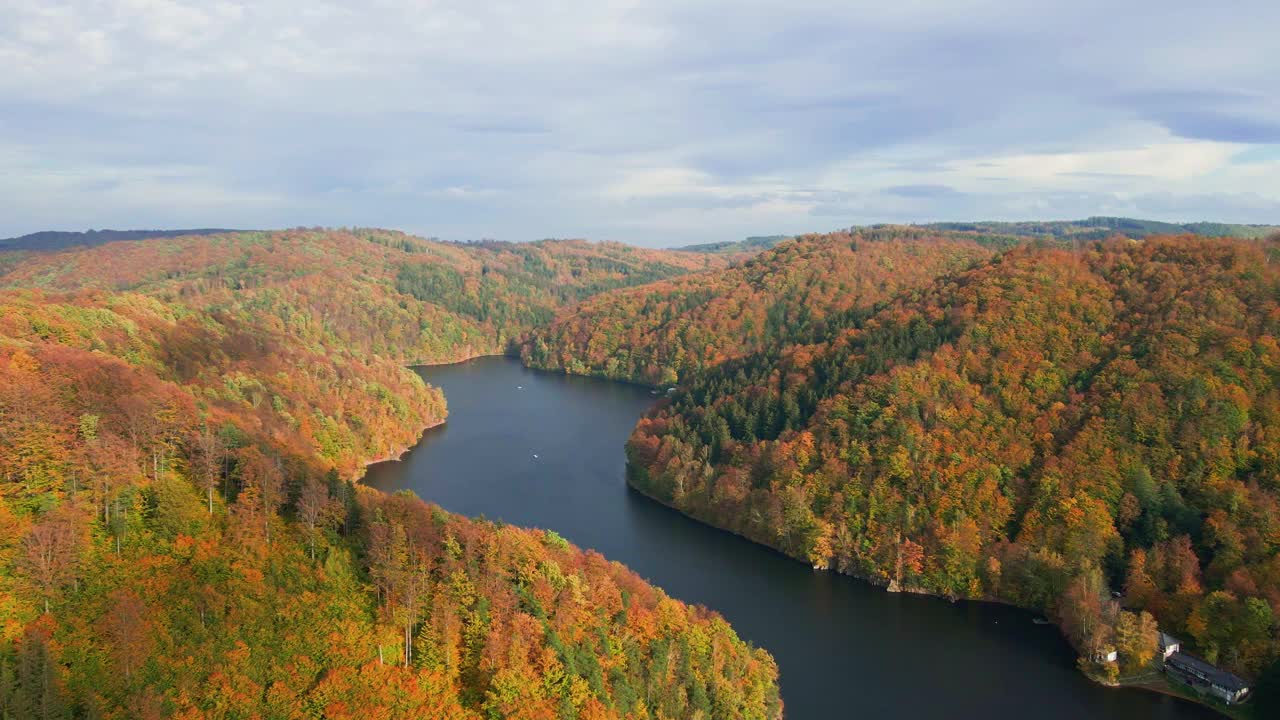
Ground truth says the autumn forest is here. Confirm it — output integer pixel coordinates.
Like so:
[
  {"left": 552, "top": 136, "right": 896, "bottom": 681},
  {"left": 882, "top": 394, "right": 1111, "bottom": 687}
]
[
  {"left": 2, "top": 225, "right": 1279, "bottom": 718},
  {"left": 0, "top": 230, "right": 774, "bottom": 719}
]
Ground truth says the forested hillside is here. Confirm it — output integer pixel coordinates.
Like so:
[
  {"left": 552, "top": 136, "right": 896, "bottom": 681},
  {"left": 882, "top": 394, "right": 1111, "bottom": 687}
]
[
  {"left": 626, "top": 235, "right": 1280, "bottom": 681},
  {"left": 673, "top": 236, "right": 791, "bottom": 256},
  {"left": 524, "top": 229, "right": 995, "bottom": 386},
  {"left": 0, "top": 229, "right": 239, "bottom": 253},
  {"left": 2, "top": 229, "right": 718, "bottom": 366},
  {"left": 663, "top": 218, "right": 1280, "bottom": 263},
  {"left": 923, "top": 217, "right": 1280, "bottom": 243},
  {"left": 0, "top": 229, "right": 779, "bottom": 719}
]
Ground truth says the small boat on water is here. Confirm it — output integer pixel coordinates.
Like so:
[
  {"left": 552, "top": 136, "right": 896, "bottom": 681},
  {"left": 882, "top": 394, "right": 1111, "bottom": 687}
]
[{"left": 1032, "top": 618, "right": 1051, "bottom": 625}]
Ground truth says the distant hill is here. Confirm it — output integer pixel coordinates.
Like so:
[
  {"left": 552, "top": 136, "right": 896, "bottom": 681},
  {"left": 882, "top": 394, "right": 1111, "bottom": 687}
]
[
  {"left": 0, "top": 228, "right": 239, "bottom": 252},
  {"left": 678, "top": 219, "right": 1279, "bottom": 257},
  {"left": 913, "top": 217, "right": 1280, "bottom": 241},
  {"left": 525, "top": 227, "right": 994, "bottom": 386},
  {"left": 675, "top": 235, "right": 791, "bottom": 254}
]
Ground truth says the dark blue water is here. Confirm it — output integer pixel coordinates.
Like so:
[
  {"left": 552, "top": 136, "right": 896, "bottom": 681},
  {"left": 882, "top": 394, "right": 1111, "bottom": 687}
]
[{"left": 364, "top": 357, "right": 1217, "bottom": 719}]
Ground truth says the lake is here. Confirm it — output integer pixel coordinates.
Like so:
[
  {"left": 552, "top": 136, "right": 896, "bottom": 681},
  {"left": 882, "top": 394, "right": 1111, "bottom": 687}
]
[{"left": 364, "top": 356, "right": 1218, "bottom": 719}]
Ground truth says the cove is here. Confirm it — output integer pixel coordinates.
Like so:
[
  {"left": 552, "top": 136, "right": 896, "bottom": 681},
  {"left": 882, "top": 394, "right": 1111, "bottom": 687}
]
[{"left": 363, "top": 356, "right": 1218, "bottom": 719}]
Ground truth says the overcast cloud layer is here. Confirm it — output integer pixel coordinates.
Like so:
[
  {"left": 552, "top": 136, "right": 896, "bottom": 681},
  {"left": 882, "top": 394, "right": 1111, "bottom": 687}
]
[{"left": 3, "top": 0, "right": 1278, "bottom": 246}]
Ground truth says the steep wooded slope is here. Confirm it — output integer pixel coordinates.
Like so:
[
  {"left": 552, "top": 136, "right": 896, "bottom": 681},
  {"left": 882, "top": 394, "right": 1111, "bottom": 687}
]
[
  {"left": 523, "top": 229, "right": 996, "bottom": 386},
  {"left": 2, "top": 229, "right": 719, "bottom": 365},
  {"left": 0, "top": 230, "right": 778, "bottom": 719},
  {"left": 628, "top": 236, "right": 1280, "bottom": 679}
]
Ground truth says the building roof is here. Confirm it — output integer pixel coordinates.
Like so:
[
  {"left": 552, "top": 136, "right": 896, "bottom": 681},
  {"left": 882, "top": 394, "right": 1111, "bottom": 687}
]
[
  {"left": 1166, "top": 652, "right": 1249, "bottom": 692},
  {"left": 1159, "top": 631, "right": 1181, "bottom": 648}
]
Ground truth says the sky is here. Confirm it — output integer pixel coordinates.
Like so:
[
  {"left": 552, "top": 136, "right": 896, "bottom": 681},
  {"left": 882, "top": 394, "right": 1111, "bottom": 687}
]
[{"left": 2, "top": 0, "right": 1279, "bottom": 247}]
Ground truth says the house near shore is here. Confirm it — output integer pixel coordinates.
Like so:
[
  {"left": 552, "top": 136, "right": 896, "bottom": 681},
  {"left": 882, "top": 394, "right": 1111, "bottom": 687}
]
[
  {"left": 1164, "top": 651, "right": 1250, "bottom": 705},
  {"left": 1158, "top": 632, "right": 1180, "bottom": 660}
]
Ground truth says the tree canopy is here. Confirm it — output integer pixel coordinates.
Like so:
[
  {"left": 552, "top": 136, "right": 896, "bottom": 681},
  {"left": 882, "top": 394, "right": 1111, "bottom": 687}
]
[
  {"left": 0, "top": 229, "right": 777, "bottom": 719},
  {"left": 617, "top": 233, "right": 1280, "bottom": 679}
]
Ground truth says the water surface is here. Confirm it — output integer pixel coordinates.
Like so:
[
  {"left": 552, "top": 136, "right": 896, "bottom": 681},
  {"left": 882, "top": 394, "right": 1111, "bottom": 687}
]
[{"left": 365, "top": 357, "right": 1216, "bottom": 719}]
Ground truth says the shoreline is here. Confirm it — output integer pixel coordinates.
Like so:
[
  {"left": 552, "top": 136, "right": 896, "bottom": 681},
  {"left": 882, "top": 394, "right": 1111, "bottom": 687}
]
[
  {"left": 1117, "top": 675, "right": 1251, "bottom": 719},
  {"left": 351, "top": 349, "right": 523, "bottom": 479},
  {"left": 625, "top": 474, "right": 1236, "bottom": 719},
  {"left": 521, "top": 362, "right": 667, "bottom": 391},
  {"left": 405, "top": 350, "right": 508, "bottom": 369},
  {"left": 347, "top": 351, "right": 511, "bottom": 480},
  {"left": 353, "top": 354, "right": 1239, "bottom": 720},
  {"left": 352, "top": 418, "right": 446, "bottom": 482}
]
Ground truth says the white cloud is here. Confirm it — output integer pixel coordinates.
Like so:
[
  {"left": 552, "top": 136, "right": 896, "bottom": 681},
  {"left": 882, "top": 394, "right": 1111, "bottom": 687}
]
[
  {"left": 0, "top": 0, "right": 1277, "bottom": 243},
  {"left": 962, "top": 141, "right": 1237, "bottom": 184}
]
